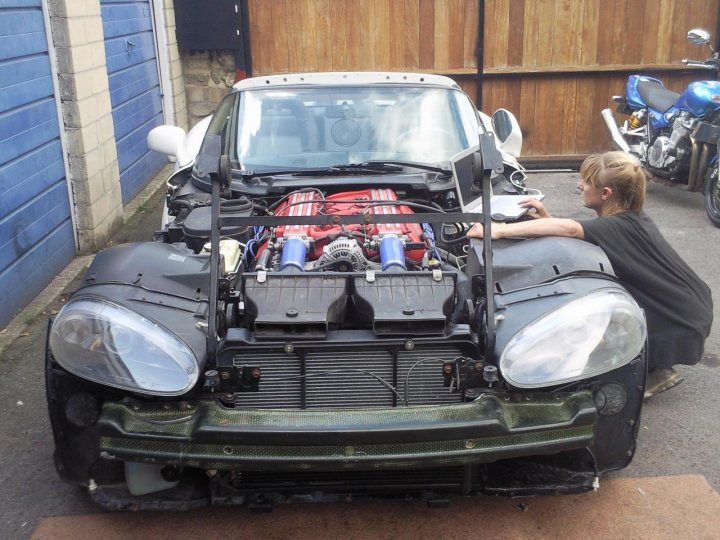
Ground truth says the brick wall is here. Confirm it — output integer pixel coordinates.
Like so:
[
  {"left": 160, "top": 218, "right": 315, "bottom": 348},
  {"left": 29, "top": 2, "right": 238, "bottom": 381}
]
[
  {"left": 47, "top": 0, "right": 123, "bottom": 252},
  {"left": 181, "top": 50, "right": 235, "bottom": 127},
  {"left": 161, "top": 1, "right": 188, "bottom": 130}
]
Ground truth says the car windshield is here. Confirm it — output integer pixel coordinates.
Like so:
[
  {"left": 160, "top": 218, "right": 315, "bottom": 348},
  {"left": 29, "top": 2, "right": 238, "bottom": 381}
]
[{"left": 235, "top": 86, "right": 480, "bottom": 170}]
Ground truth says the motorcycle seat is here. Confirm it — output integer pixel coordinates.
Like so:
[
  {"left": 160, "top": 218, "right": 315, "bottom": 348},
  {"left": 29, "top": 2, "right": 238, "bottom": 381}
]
[{"left": 636, "top": 79, "right": 680, "bottom": 113}]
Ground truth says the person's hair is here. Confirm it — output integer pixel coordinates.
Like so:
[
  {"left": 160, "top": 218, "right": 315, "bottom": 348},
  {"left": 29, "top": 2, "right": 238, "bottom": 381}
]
[{"left": 580, "top": 151, "right": 646, "bottom": 214}]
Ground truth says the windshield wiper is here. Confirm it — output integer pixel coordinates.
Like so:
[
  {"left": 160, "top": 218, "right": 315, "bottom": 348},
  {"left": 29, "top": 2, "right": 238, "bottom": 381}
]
[
  {"left": 236, "top": 163, "right": 402, "bottom": 180},
  {"left": 362, "top": 160, "right": 452, "bottom": 176},
  {"left": 293, "top": 163, "right": 405, "bottom": 176},
  {"left": 236, "top": 161, "right": 451, "bottom": 180}
]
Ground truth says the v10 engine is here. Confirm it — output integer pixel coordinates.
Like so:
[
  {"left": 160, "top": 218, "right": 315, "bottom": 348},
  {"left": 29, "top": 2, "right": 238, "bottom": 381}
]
[{"left": 256, "top": 188, "right": 427, "bottom": 272}]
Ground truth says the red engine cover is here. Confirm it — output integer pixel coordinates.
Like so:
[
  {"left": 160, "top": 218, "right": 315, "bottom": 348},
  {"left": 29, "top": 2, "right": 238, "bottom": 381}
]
[{"left": 270, "top": 188, "right": 425, "bottom": 261}]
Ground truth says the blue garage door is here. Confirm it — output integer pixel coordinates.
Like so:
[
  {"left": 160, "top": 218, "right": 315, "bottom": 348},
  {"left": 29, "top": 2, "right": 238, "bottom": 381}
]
[
  {"left": 0, "top": 0, "right": 76, "bottom": 327},
  {"left": 101, "top": 0, "right": 166, "bottom": 203}
]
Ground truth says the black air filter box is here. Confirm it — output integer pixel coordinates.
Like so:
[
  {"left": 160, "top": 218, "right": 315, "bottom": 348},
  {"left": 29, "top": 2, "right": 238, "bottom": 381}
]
[
  {"left": 353, "top": 272, "right": 456, "bottom": 335},
  {"left": 182, "top": 205, "right": 252, "bottom": 252},
  {"left": 243, "top": 274, "right": 348, "bottom": 339}
]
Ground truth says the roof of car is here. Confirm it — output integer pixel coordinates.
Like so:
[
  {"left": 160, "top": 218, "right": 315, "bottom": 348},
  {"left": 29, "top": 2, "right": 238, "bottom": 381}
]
[{"left": 232, "top": 72, "right": 460, "bottom": 91}]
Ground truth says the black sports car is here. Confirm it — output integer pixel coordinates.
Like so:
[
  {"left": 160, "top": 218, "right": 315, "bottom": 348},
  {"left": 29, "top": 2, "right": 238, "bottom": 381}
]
[{"left": 46, "top": 72, "right": 647, "bottom": 510}]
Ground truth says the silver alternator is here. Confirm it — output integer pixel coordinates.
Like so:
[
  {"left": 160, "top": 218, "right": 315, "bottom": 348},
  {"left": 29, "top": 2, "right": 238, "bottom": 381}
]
[{"left": 317, "top": 237, "right": 368, "bottom": 271}]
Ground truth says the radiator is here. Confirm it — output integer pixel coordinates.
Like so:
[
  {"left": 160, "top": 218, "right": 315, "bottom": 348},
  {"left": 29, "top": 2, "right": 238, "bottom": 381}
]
[{"left": 230, "top": 344, "right": 468, "bottom": 409}]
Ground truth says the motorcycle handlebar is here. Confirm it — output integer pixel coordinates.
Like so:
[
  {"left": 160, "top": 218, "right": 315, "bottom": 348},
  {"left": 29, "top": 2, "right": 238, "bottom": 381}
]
[{"left": 682, "top": 59, "right": 718, "bottom": 69}]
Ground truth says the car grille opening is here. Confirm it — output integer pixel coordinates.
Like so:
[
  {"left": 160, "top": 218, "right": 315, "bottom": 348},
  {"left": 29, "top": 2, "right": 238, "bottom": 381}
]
[{"left": 228, "top": 344, "right": 469, "bottom": 409}]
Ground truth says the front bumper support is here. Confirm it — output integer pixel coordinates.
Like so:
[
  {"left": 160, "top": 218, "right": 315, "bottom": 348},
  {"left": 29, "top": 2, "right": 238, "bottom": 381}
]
[{"left": 99, "top": 391, "right": 597, "bottom": 471}]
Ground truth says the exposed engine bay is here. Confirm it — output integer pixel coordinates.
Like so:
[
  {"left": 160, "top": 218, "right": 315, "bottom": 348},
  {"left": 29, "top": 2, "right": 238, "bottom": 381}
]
[
  {"left": 167, "top": 184, "right": 465, "bottom": 272},
  {"left": 164, "top": 181, "right": 474, "bottom": 343},
  {"left": 257, "top": 188, "right": 427, "bottom": 273}
]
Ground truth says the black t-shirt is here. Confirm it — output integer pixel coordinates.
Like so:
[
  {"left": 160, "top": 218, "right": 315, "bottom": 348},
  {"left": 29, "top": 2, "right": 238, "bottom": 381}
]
[{"left": 581, "top": 211, "right": 713, "bottom": 369}]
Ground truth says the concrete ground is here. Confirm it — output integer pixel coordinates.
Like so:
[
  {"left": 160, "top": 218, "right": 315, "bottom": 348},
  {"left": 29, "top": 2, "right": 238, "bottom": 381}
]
[
  {"left": 0, "top": 169, "right": 718, "bottom": 539},
  {"left": 28, "top": 476, "right": 720, "bottom": 539}
]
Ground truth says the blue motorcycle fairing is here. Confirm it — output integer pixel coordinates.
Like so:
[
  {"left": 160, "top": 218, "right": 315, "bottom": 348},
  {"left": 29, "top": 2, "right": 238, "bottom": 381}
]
[
  {"left": 674, "top": 80, "right": 720, "bottom": 118},
  {"left": 625, "top": 75, "right": 671, "bottom": 129}
]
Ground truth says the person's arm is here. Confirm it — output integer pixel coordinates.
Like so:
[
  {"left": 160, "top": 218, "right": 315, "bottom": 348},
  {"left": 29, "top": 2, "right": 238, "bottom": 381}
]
[{"left": 467, "top": 217, "right": 585, "bottom": 240}]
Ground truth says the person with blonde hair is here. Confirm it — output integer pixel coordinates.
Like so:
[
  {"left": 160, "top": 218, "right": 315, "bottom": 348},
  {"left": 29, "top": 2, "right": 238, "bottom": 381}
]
[{"left": 467, "top": 151, "right": 713, "bottom": 397}]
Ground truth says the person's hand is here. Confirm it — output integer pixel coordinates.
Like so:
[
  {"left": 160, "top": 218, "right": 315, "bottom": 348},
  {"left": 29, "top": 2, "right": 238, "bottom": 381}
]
[
  {"left": 520, "top": 197, "right": 551, "bottom": 219},
  {"left": 467, "top": 222, "right": 506, "bottom": 240}
]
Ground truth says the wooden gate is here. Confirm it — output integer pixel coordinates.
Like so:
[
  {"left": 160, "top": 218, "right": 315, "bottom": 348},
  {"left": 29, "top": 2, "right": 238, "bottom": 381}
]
[{"left": 245, "top": 0, "right": 720, "bottom": 161}]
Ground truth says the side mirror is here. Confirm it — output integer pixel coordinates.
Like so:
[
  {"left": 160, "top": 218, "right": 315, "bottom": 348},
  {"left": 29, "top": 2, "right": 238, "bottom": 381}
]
[
  {"left": 687, "top": 28, "right": 711, "bottom": 46},
  {"left": 148, "top": 125, "right": 192, "bottom": 167},
  {"left": 491, "top": 109, "right": 522, "bottom": 158}
]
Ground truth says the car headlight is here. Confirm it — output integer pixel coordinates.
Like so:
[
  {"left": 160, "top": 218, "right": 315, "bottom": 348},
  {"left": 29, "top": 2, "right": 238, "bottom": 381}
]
[
  {"left": 49, "top": 298, "right": 199, "bottom": 396},
  {"left": 499, "top": 289, "right": 646, "bottom": 388}
]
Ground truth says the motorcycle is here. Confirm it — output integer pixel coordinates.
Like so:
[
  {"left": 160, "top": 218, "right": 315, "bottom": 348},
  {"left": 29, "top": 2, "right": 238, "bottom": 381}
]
[{"left": 602, "top": 28, "right": 720, "bottom": 227}]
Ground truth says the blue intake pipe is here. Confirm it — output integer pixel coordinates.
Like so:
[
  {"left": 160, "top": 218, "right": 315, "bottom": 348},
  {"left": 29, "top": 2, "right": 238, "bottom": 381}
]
[
  {"left": 280, "top": 237, "right": 307, "bottom": 272},
  {"left": 379, "top": 236, "right": 406, "bottom": 271}
]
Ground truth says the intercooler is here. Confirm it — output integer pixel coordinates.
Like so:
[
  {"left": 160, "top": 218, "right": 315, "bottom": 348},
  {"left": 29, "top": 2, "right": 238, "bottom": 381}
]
[{"left": 226, "top": 342, "right": 471, "bottom": 409}]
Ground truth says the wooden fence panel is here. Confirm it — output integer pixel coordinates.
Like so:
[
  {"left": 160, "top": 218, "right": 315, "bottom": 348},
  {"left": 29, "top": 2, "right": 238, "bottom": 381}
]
[
  {"left": 248, "top": 0, "right": 478, "bottom": 72},
  {"left": 481, "top": 0, "right": 719, "bottom": 158},
  {"left": 246, "top": 0, "right": 720, "bottom": 159}
]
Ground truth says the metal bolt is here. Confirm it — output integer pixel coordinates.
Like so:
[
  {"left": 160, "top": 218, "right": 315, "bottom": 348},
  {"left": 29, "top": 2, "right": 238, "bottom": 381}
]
[
  {"left": 220, "top": 371, "right": 230, "bottom": 380},
  {"left": 252, "top": 367, "right": 261, "bottom": 379},
  {"left": 223, "top": 446, "right": 234, "bottom": 455},
  {"left": 443, "top": 364, "right": 454, "bottom": 374},
  {"left": 464, "top": 440, "right": 476, "bottom": 449},
  {"left": 404, "top": 340, "right": 415, "bottom": 351},
  {"left": 284, "top": 343, "right": 295, "bottom": 354},
  {"left": 206, "top": 469, "right": 218, "bottom": 477}
]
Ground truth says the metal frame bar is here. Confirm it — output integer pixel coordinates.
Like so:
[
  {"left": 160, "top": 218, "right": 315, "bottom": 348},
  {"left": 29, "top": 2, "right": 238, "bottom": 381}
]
[
  {"left": 219, "top": 212, "right": 486, "bottom": 228},
  {"left": 475, "top": 0, "right": 485, "bottom": 108}
]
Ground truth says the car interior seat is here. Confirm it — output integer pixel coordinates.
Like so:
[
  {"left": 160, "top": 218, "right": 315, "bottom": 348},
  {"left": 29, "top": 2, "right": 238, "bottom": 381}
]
[{"left": 252, "top": 100, "right": 318, "bottom": 158}]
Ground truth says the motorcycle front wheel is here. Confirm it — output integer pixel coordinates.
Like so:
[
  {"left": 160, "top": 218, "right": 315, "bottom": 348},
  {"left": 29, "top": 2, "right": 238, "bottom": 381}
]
[{"left": 705, "top": 164, "right": 720, "bottom": 228}]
